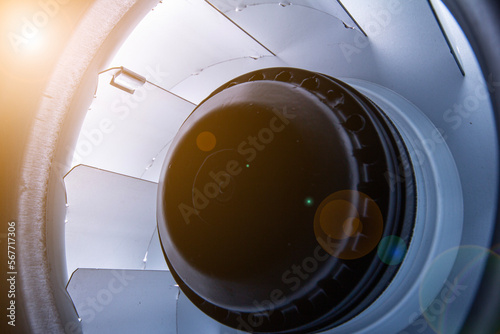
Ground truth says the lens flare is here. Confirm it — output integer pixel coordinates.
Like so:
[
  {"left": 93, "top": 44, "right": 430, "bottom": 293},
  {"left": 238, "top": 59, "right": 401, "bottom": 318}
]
[
  {"left": 419, "top": 246, "right": 500, "bottom": 334},
  {"left": 0, "top": 1, "right": 75, "bottom": 84},
  {"left": 343, "top": 217, "right": 362, "bottom": 237},
  {"left": 314, "top": 190, "right": 383, "bottom": 260},
  {"left": 304, "top": 197, "right": 314, "bottom": 207},
  {"left": 196, "top": 131, "right": 216, "bottom": 152},
  {"left": 377, "top": 236, "right": 407, "bottom": 265}
]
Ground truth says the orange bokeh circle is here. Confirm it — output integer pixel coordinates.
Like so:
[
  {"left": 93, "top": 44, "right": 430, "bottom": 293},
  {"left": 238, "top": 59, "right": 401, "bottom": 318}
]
[
  {"left": 314, "top": 190, "right": 384, "bottom": 260},
  {"left": 196, "top": 131, "right": 217, "bottom": 152}
]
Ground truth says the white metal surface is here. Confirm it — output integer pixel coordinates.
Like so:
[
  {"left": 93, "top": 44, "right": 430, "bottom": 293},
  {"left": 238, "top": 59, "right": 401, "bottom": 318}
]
[
  {"left": 72, "top": 74, "right": 195, "bottom": 182},
  {"left": 109, "top": 0, "right": 274, "bottom": 91},
  {"left": 67, "top": 269, "right": 178, "bottom": 334},
  {"left": 64, "top": 165, "right": 163, "bottom": 277}
]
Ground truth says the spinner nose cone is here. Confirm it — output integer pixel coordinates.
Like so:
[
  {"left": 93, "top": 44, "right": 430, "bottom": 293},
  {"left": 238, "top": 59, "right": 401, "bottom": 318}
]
[{"left": 157, "top": 68, "right": 415, "bottom": 332}]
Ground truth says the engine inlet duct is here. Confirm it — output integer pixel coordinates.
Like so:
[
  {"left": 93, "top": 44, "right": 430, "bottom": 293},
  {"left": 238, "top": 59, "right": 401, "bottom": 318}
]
[{"left": 157, "top": 67, "right": 415, "bottom": 333}]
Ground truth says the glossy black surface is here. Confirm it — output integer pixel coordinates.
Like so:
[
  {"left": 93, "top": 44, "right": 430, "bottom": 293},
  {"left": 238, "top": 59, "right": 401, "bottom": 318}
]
[{"left": 157, "top": 68, "right": 415, "bottom": 333}]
